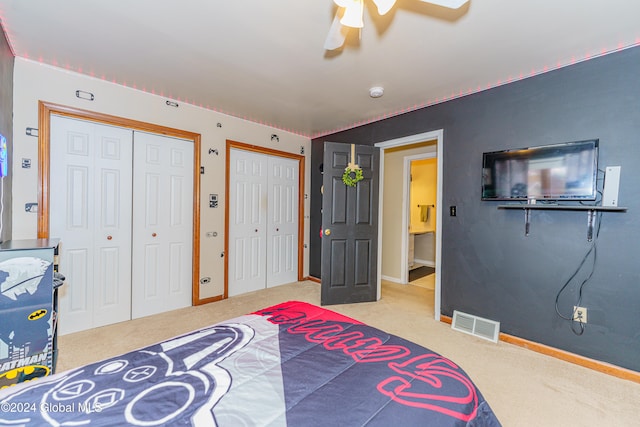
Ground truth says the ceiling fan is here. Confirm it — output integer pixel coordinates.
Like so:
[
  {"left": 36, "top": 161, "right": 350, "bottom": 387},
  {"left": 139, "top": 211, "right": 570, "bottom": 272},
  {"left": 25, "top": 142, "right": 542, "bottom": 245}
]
[{"left": 324, "top": 0, "right": 469, "bottom": 50}]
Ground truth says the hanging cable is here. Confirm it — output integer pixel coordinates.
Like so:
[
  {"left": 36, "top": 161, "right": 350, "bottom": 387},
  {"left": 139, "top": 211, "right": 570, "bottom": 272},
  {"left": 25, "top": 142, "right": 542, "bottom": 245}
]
[
  {"left": 554, "top": 209, "right": 602, "bottom": 335},
  {"left": 556, "top": 167, "right": 605, "bottom": 335}
]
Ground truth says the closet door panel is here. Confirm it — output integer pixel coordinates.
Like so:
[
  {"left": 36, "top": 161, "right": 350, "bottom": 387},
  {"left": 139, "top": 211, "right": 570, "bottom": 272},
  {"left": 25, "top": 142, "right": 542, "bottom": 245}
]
[
  {"left": 91, "top": 128, "right": 133, "bottom": 329},
  {"left": 266, "top": 156, "right": 299, "bottom": 288},
  {"left": 228, "top": 149, "right": 299, "bottom": 296},
  {"left": 65, "top": 248, "right": 90, "bottom": 313},
  {"left": 50, "top": 116, "right": 133, "bottom": 334},
  {"left": 228, "top": 149, "right": 268, "bottom": 296},
  {"left": 131, "top": 132, "right": 193, "bottom": 319}
]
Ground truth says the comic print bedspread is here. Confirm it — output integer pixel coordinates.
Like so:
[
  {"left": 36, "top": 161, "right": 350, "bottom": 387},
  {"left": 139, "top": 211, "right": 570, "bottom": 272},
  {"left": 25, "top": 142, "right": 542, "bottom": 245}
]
[{"left": 0, "top": 301, "right": 501, "bottom": 426}]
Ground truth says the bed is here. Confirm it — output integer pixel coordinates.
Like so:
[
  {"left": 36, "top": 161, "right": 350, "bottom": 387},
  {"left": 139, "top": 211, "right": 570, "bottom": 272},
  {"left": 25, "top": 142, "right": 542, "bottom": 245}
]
[{"left": 0, "top": 301, "right": 501, "bottom": 426}]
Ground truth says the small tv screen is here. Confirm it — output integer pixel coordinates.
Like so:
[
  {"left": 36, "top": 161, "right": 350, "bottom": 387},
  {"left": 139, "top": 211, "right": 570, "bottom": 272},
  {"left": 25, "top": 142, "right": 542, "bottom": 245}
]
[{"left": 482, "top": 139, "right": 599, "bottom": 201}]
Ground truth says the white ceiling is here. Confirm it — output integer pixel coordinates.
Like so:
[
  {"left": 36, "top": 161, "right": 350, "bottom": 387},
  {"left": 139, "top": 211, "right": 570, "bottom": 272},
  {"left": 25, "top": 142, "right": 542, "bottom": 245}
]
[{"left": 1, "top": 0, "right": 639, "bottom": 138}]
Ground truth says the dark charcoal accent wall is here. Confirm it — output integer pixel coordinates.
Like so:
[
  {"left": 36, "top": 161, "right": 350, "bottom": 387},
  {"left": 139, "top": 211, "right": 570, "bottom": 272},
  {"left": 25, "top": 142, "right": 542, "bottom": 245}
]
[
  {"left": 311, "top": 46, "right": 640, "bottom": 372},
  {"left": 0, "top": 27, "right": 14, "bottom": 243}
]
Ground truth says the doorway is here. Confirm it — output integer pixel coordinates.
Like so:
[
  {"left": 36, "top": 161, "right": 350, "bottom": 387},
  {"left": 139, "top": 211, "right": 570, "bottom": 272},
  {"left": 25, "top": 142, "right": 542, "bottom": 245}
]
[{"left": 375, "top": 130, "right": 443, "bottom": 320}]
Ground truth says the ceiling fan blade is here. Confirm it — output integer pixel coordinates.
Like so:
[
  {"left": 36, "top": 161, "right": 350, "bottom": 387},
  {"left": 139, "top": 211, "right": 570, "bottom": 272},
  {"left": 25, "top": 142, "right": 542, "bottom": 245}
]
[
  {"left": 420, "top": 0, "right": 469, "bottom": 9},
  {"left": 340, "top": 0, "right": 364, "bottom": 28},
  {"left": 324, "top": 11, "right": 350, "bottom": 50},
  {"left": 371, "top": 0, "right": 397, "bottom": 15}
]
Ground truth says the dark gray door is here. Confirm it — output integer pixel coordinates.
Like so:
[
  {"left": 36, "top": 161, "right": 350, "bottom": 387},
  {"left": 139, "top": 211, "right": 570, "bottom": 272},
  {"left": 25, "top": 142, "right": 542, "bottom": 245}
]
[{"left": 321, "top": 142, "right": 380, "bottom": 305}]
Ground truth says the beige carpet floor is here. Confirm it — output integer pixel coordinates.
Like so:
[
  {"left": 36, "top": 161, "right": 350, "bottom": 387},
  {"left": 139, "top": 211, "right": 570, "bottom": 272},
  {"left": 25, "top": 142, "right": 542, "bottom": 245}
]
[{"left": 57, "top": 280, "right": 640, "bottom": 427}]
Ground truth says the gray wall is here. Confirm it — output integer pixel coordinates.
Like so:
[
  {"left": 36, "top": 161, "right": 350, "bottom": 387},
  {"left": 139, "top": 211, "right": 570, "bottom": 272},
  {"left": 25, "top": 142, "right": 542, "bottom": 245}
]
[
  {"left": 0, "top": 28, "right": 13, "bottom": 243},
  {"left": 311, "top": 46, "right": 640, "bottom": 372}
]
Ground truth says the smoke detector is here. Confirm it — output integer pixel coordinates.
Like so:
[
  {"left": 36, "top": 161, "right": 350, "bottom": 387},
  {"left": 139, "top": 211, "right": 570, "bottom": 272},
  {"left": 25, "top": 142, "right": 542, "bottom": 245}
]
[{"left": 369, "top": 86, "right": 384, "bottom": 98}]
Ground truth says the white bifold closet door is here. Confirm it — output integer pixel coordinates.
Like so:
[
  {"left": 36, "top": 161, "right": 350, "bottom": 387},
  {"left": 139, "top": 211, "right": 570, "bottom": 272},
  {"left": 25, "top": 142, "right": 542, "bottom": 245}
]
[
  {"left": 131, "top": 131, "right": 193, "bottom": 319},
  {"left": 50, "top": 116, "right": 133, "bottom": 333},
  {"left": 50, "top": 116, "right": 193, "bottom": 335},
  {"left": 228, "top": 149, "right": 298, "bottom": 297}
]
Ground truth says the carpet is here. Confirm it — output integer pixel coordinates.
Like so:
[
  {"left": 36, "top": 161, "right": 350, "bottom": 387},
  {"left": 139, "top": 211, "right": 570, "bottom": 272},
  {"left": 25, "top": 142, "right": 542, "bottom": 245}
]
[
  {"left": 56, "top": 281, "right": 640, "bottom": 427},
  {"left": 409, "top": 265, "right": 435, "bottom": 282}
]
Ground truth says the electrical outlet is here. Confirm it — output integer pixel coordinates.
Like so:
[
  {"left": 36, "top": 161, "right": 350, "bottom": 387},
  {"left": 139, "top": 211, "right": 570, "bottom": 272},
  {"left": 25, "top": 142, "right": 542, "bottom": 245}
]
[{"left": 573, "top": 306, "right": 587, "bottom": 323}]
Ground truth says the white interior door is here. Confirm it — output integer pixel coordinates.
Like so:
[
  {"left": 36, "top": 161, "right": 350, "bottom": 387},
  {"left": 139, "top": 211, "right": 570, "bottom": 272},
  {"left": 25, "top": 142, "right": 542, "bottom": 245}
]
[
  {"left": 50, "top": 115, "right": 133, "bottom": 335},
  {"left": 131, "top": 131, "right": 194, "bottom": 319},
  {"left": 266, "top": 156, "right": 298, "bottom": 288},
  {"left": 228, "top": 149, "right": 268, "bottom": 297}
]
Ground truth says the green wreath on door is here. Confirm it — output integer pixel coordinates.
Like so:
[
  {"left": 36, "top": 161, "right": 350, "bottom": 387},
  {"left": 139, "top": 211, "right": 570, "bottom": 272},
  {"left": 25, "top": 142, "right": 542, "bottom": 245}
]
[{"left": 342, "top": 144, "right": 363, "bottom": 187}]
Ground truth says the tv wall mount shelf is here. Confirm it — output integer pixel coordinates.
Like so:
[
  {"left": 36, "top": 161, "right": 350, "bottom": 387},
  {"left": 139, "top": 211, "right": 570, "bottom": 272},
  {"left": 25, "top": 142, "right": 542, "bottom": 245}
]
[{"left": 497, "top": 204, "right": 627, "bottom": 241}]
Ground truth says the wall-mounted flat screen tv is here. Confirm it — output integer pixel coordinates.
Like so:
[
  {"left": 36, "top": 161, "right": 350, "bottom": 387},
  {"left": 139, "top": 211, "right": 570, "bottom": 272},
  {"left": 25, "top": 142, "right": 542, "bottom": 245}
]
[{"left": 482, "top": 139, "right": 599, "bottom": 201}]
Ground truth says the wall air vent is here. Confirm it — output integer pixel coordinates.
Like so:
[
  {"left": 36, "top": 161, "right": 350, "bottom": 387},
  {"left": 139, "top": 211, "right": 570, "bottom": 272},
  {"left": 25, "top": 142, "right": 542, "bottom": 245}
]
[{"left": 452, "top": 310, "right": 500, "bottom": 343}]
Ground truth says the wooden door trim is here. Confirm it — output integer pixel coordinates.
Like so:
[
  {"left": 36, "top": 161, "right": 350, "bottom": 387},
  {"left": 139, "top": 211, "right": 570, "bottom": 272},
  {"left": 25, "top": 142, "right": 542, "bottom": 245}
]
[
  {"left": 225, "top": 140, "right": 305, "bottom": 298},
  {"left": 37, "top": 101, "right": 205, "bottom": 305}
]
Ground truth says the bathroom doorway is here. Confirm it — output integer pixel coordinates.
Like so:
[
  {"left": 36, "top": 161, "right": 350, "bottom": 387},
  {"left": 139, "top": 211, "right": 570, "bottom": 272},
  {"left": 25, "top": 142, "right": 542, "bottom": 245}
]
[
  {"left": 376, "top": 130, "right": 442, "bottom": 320},
  {"left": 407, "top": 155, "right": 437, "bottom": 290}
]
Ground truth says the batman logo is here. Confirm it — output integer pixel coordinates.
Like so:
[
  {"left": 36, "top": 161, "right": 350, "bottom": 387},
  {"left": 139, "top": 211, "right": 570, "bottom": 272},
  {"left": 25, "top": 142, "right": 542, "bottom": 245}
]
[
  {"left": 0, "top": 365, "right": 50, "bottom": 389},
  {"left": 28, "top": 309, "right": 48, "bottom": 320}
]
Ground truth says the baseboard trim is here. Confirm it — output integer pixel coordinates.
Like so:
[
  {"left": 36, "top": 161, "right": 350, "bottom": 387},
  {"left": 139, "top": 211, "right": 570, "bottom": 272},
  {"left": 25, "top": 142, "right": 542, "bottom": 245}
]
[
  {"left": 381, "top": 275, "right": 402, "bottom": 284},
  {"left": 195, "top": 294, "right": 223, "bottom": 305},
  {"left": 413, "top": 259, "right": 435, "bottom": 268},
  {"left": 305, "top": 276, "right": 321, "bottom": 283},
  {"left": 440, "top": 315, "right": 640, "bottom": 384}
]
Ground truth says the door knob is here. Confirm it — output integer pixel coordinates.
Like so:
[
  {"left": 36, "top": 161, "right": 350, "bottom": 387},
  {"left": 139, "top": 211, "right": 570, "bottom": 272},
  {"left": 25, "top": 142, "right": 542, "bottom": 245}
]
[
  {"left": 107, "top": 235, "right": 113, "bottom": 240},
  {"left": 152, "top": 233, "right": 157, "bottom": 237},
  {"left": 324, "top": 229, "right": 331, "bottom": 236}
]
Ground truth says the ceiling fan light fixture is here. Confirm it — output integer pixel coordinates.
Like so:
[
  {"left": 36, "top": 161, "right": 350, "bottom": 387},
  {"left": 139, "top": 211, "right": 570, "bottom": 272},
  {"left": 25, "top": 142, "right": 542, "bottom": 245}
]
[
  {"left": 419, "top": 0, "right": 469, "bottom": 9},
  {"left": 325, "top": 0, "right": 470, "bottom": 50},
  {"left": 340, "top": 0, "right": 365, "bottom": 28},
  {"left": 372, "top": 0, "right": 397, "bottom": 15}
]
